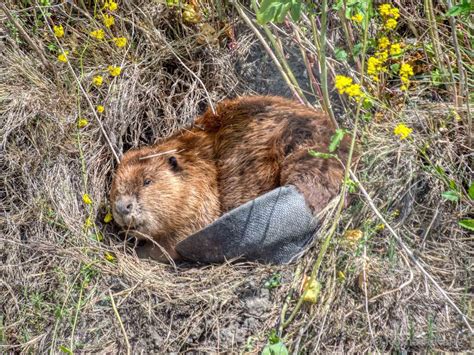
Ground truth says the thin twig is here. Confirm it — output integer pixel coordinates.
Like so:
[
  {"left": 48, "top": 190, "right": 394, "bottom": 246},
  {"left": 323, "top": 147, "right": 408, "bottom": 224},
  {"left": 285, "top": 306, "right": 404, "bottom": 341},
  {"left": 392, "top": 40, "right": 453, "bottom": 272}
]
[
  {"left": 349, "top": 169, "right": 474, "bottom": 334},
  {"left": 109, "top": 290, "right": 132, "bottom": 355}
]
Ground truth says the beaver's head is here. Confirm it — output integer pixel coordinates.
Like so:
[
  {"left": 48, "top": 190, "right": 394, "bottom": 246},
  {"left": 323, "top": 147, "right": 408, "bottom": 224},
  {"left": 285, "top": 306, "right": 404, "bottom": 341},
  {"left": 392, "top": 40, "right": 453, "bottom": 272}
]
[
  {"left": 109, "top": 132, "right": 220, "bottom": 244},
  {"left": 110, "top": 146, "right": 186, "bottom": 239}
]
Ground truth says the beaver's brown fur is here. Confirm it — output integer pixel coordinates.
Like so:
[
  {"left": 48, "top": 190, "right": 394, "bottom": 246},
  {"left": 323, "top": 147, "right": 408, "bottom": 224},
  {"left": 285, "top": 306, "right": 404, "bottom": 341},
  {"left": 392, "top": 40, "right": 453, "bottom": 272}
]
[{"left": 110, "top": 96, "right": 349, "bottom": 261}]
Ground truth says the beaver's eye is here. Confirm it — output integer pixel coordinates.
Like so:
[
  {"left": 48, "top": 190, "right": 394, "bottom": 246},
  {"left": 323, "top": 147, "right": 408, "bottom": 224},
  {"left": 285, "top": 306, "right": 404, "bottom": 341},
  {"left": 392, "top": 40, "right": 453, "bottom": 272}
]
[
  {"left": 168, "top": 156, "right": 179, "bottom": 171},
  {"left": 143, "top": 178, "right": 152, "bottom": 186}
]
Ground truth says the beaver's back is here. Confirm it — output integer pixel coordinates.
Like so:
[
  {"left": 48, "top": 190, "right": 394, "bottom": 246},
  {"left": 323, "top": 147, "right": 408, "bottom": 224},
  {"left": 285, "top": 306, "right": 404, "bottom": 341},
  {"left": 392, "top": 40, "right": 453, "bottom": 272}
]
[{"left": 196, "top": 96, "right": 349, "bottom": 213}]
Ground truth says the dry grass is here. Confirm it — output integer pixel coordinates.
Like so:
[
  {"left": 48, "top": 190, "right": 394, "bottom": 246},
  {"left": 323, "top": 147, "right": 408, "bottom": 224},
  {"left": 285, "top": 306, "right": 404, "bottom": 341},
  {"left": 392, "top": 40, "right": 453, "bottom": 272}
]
[{"left": 1, "top": 0, "right": 472, "bottom": 353}]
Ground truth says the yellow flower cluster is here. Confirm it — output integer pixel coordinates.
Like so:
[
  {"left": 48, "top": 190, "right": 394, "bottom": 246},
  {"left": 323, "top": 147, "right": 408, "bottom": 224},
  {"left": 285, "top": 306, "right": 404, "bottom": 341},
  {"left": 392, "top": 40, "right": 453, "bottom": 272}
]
[
  {"left": 351, "top": 13, "right": 364, "bottom": 24},
  {"left": 113, "top": 37, "right": 127, "bottom": 48},
  {"left": 335, "top": 75, "right": 364, "bottom": 101},
  {"left": 78, "top": 118, "right": 89, "bottom": 128},
  {"left": 399, "top": 63, "right": 414, "bottom": 90},
  {"left": 102, "top": 13, "right": 115, "bottom": 28},
  {"left": 57, "top": 50, "right": 69, "bottom": 63},
  {"left": 393, "top": 123, "right": 413, "bottom": 140},
  {"left": 108, "top": 65, "right": 121, "bottom": 77},
  {"left": 367, "top": 4, "right": 406, "bottom": 83},
  {"left": 92, "top": 75, "right": 103, "bottom": 86},
  {"left": 390, "top": 43, "right": 402, "bottom": 56},
  {"left": 103, "top": 0, "right": 118, "bottom": 11},
  {"left": 90, "top": 29, "right": 105, "bottom": 40},
  {"left": 53, "top": 25, "right": 64, "bottom": 38},
  {"left": 378, "top": 36, "right": 390, "bottom": 50},
  {"left": 104, "top": 212, "right": 113, "bottom": 223},
  {"left": 379, "top": 4, "right": 399, "bottom": 31},
  {"left": 367, "top": 55, "right": 386, "bottom": 81},
  {"left": 82, "top": 193, "right": 93, "bottom": 205},
  {"left": 97, "top": 105, "right": 105, "bottom": 113}
]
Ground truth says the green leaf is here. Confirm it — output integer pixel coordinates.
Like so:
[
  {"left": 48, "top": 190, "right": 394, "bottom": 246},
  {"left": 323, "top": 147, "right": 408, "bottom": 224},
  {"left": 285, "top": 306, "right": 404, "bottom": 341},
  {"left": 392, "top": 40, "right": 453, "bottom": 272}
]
[
  {"left": 441, "top": 190, "right": 460, "bottom": 202},
  {"left": 257, "top": 2, "right": 281, "bottom": 25},
  {"left": 446, "top": 0, "right": 471, "bottom": 17},
  {"left": 262, "top": 341, "right": 289, "bottom": 355},
  {"left": 459, "top": 219, "right": 474, "bottom": 231},
  {"left": 262, "top": 331, "right": 289, "bottom": 355},
  {"left": 431, "top": 69, "right": 442, "bottom": 86},
  {"left": 468, "top": 183, "right": 474, "bottom": 200},
  {"left": 352, "top": 42, "right": 363, "bottom": 57},
  {"left": 264, "top": 273, "right": 282, "bottom": 289},
  {"left": 335, "top": 48, "right": 348, "bottom": 61},
  {"left": 59, "top": 346, "right": 73, "bottom": 354},
  {"left": 276, "top": 2, "right": 291, "bottom": 22},
  {"left": 390, "top": 63, "right": 401, "bottom": 74},
  {"left": 446, "top": 5, "right": 463, "bottom": 16},
  {"left": 289, "top": 0, "right": 302, "bottom": 21},
  {"left": 308, "top": 150, "right": 336, "bottom": 159},
  {"left": 329, "top": 129, "right": 347, "bottom": 152}
]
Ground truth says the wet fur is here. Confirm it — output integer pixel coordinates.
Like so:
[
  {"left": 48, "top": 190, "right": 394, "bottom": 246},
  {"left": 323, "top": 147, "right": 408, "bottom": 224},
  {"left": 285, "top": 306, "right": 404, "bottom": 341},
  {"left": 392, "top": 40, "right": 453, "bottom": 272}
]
[{"left": 110, "top": 96, "right": 349, "bottom": 261}]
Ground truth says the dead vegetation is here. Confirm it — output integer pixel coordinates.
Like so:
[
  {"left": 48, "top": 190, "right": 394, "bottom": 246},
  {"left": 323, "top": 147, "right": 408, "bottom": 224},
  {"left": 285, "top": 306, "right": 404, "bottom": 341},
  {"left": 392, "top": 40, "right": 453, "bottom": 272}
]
[{"left": 1, "top": 0, "right": 472, "bottom": 353}]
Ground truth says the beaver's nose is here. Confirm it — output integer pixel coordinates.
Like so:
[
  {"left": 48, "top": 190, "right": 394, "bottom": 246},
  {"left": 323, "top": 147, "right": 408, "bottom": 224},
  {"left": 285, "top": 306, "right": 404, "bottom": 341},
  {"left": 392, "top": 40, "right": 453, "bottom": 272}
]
[{"left": 116, "top": 197, "right": 134, "bottom": 216}]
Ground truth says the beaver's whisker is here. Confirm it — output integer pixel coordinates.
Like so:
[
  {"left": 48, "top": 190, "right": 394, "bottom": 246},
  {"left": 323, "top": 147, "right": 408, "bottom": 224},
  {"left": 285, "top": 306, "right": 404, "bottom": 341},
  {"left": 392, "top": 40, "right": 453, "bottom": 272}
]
[{"left": 139, "top": 149, "right": 184, "bottom": 160}]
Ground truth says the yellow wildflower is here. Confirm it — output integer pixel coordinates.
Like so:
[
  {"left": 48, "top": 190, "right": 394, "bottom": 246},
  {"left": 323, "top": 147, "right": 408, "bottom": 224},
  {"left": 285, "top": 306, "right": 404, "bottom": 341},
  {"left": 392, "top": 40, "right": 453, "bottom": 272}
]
[
  {"left": 84, "top": 217, "right": 94, "bottom": 229},
  {"left": 351, "top": 13, "right": 364, "bottom": 23},
  {"left": 92, "top": 75, "right": 103, "bottom": 86},
  {"left": 104, "top": 212, "right": 113, "bottom": 223},
  {"left": 57, "top": 50, "right": 69, "bottom": 63},
  {"left": 400, "top": 63, "right": 414, "bottom": 78},
  {"left": 90, "top": 29, "right": 105, "bottom": 40},
  {"left": 344, "top": 229, "right": 363, "bottom": 246},
  {"left": 102, "top": 13, "right": 115, "bottom": 27},
  {"left": 345, "top": 84, "right": 363, "bottom": 99},
  {"left": 379, "top": 4, "right": 392, "bottom": 17},
  {"left": 367, "top": 56, "right": 383, "bottom": 80},
  {"left": 389, "top": 7, "right": 400, "bottom": 19},
  {"left": 393, "top": 123, "right": 413, "bottom": 140},
  {"left": 376, "top": 50, "right": 389, "bottom": 62},
  {"left": 399, "top": 63, "right": 414, "bottom": 90},
  {"left": 104, "top": 252, "right": 116, "bottom": 262},
  {"left": 384, "top": 18, "right": 397, "bottom": 30},
  {"left": 113, "top": 37, "right": 127, "bottom": 48},
  {"left": 390, "top": 43, "right": 402, "bottom": 56},
  {"left": 182, "top": 4, "right": 200, "bottom": 24},
  {"left": 302, "top": 277, "right": 321, "bottom": 304},
  {"left": 335, "top": 75, "right": 353, "bottom": 94},
  {"left": 77, "top": 118, "right": 89, "bottom": 128},
  {"left": 104, "top": 0, "right": 118, "bottom": 11},
  {"left": 97, "top": 105, "right": 105, "bottom": 113},
  {"left": 378, "top": 36, "right": 390, "bottom": 50},
  {"left": 53, "top": 24, "right": 64, "bottom": 38},
  {"left": 82, "top": 193, "right": 93, "bottom": 205},
  {"left": 108, "top": 65, "right": 121, "bottom": 77},
  {"left": 379, "top": 4, "right": 400, "bottom": 19}
]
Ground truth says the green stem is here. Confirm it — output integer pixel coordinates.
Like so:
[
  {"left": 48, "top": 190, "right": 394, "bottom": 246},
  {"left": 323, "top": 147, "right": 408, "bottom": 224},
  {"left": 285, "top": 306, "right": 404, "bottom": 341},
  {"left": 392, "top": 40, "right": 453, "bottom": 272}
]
[
  {"left": 309, "top": 6, "right": 336, "bottom": 125},
  {"left": 281, "top": 0, "right": 372, "bottom": 330}
]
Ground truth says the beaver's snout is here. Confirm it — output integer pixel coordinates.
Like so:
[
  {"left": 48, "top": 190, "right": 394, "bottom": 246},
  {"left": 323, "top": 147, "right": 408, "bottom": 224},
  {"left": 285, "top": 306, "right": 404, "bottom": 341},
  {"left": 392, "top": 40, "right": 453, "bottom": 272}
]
[{"left": 115, "top": 195, "right": 137, "bottom": 217}]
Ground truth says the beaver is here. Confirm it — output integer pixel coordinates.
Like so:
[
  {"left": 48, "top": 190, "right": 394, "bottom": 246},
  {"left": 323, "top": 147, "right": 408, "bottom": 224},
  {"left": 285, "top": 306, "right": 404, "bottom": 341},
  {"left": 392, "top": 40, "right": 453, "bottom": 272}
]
[{"left": 110, "top": 96, "right": 350, "bottom": 261}]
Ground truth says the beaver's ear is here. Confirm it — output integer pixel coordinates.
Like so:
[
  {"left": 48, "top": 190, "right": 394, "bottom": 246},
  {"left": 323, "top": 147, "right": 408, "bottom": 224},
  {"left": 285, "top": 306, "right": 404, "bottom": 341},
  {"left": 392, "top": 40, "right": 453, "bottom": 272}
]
[{"left": 168, "top": 156, "right": 180, "bottom": 172}]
